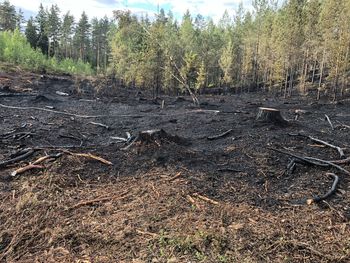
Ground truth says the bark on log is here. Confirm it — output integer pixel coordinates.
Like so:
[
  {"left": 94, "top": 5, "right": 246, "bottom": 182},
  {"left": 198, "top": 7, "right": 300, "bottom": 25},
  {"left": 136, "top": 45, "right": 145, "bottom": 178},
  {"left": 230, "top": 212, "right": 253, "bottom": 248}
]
[{"left": 256, "top": 107, "right": 288, "bottom": 125}]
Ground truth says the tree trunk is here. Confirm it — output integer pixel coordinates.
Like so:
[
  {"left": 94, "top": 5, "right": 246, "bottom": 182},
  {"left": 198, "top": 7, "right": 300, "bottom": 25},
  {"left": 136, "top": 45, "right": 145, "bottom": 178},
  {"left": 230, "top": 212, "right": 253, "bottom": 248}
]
[{"left": 317, "top": 48, "right": 326, "bottom": 101}]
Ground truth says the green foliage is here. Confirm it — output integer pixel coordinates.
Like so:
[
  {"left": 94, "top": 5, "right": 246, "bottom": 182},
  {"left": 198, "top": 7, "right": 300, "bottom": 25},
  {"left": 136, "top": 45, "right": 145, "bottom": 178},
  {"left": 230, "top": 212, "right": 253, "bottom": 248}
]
[{"left": 0, "top": 29, "right": 93, "bottom": 75}]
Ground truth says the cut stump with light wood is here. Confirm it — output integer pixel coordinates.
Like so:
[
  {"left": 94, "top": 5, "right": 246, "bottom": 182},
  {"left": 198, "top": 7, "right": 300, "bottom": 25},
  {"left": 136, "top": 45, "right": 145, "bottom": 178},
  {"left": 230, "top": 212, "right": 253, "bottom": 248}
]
[{"left": 256, "top": 107, "right": 288, "bottom": 126}]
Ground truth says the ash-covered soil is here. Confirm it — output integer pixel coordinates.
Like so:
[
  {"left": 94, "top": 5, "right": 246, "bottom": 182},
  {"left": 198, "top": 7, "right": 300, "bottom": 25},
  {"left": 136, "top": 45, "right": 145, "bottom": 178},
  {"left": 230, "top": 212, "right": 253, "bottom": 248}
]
[{"left": 0, "top": 71, "right": 349, "bottom": 262}]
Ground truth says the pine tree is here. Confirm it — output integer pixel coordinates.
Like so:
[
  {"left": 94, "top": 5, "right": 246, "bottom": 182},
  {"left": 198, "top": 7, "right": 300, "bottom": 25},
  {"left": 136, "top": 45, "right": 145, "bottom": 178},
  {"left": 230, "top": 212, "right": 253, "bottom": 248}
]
[
  {"left": 36, "top": 4, "right": 49, "bottom": 55},
  {"left": 0, "top": 0, "right": 17, "bottom": 31},
  {"left": 47, "top": 4, "right": 61, "bottom": 57},
  {"left": 74, "top": 12, "right": 91, "bottom": 62},
  {"left": 60, "top": 11, "right": 75, "bottom": 58},
  {"left": 25, "top": 17, "right": 38, "bottom": 49}
]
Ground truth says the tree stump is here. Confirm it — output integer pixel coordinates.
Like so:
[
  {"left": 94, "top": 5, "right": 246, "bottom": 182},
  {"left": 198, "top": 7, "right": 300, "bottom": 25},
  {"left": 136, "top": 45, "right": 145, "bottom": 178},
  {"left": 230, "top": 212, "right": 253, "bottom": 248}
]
[{"left": 256, "top": 107, "right": 288, "bottom": 125}]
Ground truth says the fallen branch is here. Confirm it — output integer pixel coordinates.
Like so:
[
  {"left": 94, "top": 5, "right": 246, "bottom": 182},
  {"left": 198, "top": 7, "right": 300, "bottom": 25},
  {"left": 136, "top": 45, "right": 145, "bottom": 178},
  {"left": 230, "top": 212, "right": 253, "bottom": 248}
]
[
  {"left": 88, "top": 121, "right": 110, "bottom": 130},
  {"left": 136, "top": 229, "right": 158, "bottom": 238},
  {"left": 289, "top": 133, "right": 345, "bottom": 159},
  {"left": 70, "top": 191, "right": 129, "bottom": 209},
  {"left": 207, "top": 129, "right": 233, "bottom": 141},
  {"left": 167, "top": 172, "right": 182, "bottom": 181},
  {"left": 11, "top": 164, "right": 43, "bottom": 177},
  {"left": 0, "top": 148, "right": 35, "bottom": 168},
  {"left": 186, "top": 195, "right": 198, "bottom": 207},
  {"left": 325, "top": 114, "right": 334, "bottom": 130},
  {"left": 67, "top": 152, "right": 113, "bottom": 165},
  {"left": 306, "top": 173, "right": 339, "bottom": 205},
  {"left": 269, "top": 148, "right": 350, "bottom": 175},
  {"left": 193, "top": 193, "right": 219, "bottom": 205},
  {"left": 32, "top": 153, "right": 63, "bottom": 165}
]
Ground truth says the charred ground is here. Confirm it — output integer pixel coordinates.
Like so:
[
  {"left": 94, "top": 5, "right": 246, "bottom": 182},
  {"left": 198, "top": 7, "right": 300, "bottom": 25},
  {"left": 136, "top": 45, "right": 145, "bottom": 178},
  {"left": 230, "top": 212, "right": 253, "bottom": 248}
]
[{"left": 0, "top": 70, "right": 349, "bottom": 262}]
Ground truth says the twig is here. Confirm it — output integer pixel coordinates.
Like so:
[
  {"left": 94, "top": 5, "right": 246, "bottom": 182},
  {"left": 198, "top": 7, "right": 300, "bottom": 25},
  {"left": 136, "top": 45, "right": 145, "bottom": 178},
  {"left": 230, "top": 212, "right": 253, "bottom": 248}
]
[
  {"left": 167, "top": 172, "right": 182, "bottom": 181},
  {"left": 0, "top": 149, "right": 35, "bottom": 168},
  {"left": 193, "top": 193, "right": 219, "bottom": 205},
  {"left": 136, "top": 229, "right": 158, "bottom": 238},
  {"left": 88, "top": 122, "right": 110, "bottom": 129},
  {"left": 306, "top": 173, "right": 339, "bottom": 205},
  {"left": 186, "top": 195, "right": 198, "bottom": 207},
  {"left": 70, "top": 191, "right": 129, "bottom": 209},
  {"left": 325, "top": 114, "right": 334, "bottom": 130},
  {"left": 207, "top": 129, "right": 233, "bottom": 141},
  {"left": 269, "top": 148, "right": 350, "bottom": 175},
  {"left": 289, "top": 133, "right": 345, "bottom": 159},
  {"left": 32, "top": 153, "right": 63, "bottom": 165},
  {"left": 66, "top": 152, "right": 113, "bottom": 165},
  {"left": 11, "top": 164, "right": 43, "bottom": 177}
]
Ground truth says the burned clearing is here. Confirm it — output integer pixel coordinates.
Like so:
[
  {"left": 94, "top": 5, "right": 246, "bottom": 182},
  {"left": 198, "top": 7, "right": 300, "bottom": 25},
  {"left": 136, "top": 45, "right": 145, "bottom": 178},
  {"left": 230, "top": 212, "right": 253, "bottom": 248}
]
[{"left": 0, "top": 72, "right": 350, "bottom": 262}]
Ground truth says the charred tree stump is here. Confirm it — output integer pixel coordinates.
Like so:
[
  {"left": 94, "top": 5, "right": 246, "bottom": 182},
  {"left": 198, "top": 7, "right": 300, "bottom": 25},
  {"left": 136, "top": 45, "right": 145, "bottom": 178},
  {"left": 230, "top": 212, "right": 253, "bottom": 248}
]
[{"left": 256, "top": 107, "right": 288, "bottom": 126}]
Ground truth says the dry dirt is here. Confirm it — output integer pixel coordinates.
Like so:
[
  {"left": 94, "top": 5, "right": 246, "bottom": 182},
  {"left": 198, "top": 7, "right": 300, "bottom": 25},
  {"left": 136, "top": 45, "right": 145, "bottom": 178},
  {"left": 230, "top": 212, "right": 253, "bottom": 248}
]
[{"left": 0, "top": 70, "right": 350, "bottom": 262}]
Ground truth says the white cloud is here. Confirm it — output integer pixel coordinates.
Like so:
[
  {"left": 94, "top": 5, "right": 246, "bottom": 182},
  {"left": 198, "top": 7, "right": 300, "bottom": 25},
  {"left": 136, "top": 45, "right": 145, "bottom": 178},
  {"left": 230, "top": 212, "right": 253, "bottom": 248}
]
[{"left": 11, "top": 0, "right": 251, "bottom": 22}]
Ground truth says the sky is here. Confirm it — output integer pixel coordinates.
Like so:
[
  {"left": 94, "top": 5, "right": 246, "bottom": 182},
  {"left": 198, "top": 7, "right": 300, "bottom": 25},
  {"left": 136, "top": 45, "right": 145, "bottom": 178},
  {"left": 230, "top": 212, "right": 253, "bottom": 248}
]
[{"left": 9, "top": 0, "right": 251, "bottom": 22}]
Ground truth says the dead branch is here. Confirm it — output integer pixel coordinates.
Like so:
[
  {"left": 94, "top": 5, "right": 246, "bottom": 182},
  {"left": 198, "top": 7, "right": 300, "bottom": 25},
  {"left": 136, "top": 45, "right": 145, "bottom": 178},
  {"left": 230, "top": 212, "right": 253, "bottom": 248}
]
[
  {"left": 167, "top": 172, "right": 182, "bottom": 181},
  {"left": 70, "top": 191, "right": 129, "bottom": 209},
  {"left": 325, "top": 114, "right": 334, "bottom": 130},
  {"left": 207, "top": 129, "right": 233, "bottom": 141},
  {"left": 306, "top": 173, "right": 339, "bottom": 205},
  {"left": 330, "top": 157, "right": 350, "bottom": 165},
  {"left": 136, "top": 229, "right": 158, "bottom": 238},
  {"left": 269, "top": 148, "right": 350, "bottom": 175},
  {"left": 32, "top": 153, "right": 63, "bottom": 165},
  {"left": 66, "top": 152, "right": 113, "bottom": 165},
  {"left": 0, "top": 149, "right": 35, "bottom": 168},
  {"left": 11, "top": 164, "right": 44, "bottom": 177},
  {"left": 289, "top": 133, "right": 345, "bottom": 159},
  {"left": 193, "top": 193, "right": 219, "bottom": 205},
  {"left": 88, "top": 122, "right": 110, "bottom": 130},
  {"left": 186, "top": 195, "right": 198, "bottom": 207}
]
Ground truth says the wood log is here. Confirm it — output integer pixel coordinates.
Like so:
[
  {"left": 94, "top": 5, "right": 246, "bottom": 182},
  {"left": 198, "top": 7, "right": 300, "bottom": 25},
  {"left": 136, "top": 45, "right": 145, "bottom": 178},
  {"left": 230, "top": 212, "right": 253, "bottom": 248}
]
[{"left": 256, "top": 107, "right": 288, "bottom": 125}]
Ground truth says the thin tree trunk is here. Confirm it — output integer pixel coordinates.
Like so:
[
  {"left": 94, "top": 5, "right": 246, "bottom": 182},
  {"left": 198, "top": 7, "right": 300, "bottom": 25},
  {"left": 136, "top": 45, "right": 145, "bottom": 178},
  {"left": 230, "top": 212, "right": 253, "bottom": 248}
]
[
  {"left": 311, "top": 57, "right": 317, "bottom": 84},
  {"left": 341, "top": 46, "right": 349, "bottom": 97},
  {"left": 284, "top": 68, "right": 289, "bottom": 99},
  {"left": 317, "top": 48, "right": 326, "bottom": 101},
  {"left": 301, "top": 49, "right": 309, "bottom": 94}
]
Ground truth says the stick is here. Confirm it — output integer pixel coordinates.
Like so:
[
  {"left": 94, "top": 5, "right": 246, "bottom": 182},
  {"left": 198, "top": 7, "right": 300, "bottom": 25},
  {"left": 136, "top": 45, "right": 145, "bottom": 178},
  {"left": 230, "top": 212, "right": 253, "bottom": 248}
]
[
  {"left": 0, "top": 149, "right": 35, "bottom": 168},
  {"left": 289, "top": 133, "right": 345, "bottom": 159},
  {"left": 207, "top": 129, "right": 233, "bottom": 141},
  {"left": 270, "top": 148, "right": 350, "bottom": 175},
  {"left": 32, "top": 153, "right": 63, "bottom": 165},
  {"left": 307, "top": 173, "right": 339, "bottom": 205},
  {"left": 325, "top": 114, "right": 334, "bottom": 130},
  {"left": 70, "top": 191, "right": 129, "bottom": 209},
  {"left": 136, "top": 229, "right": 158, "bottom": 238},
  {"left": 167, "top": 172, "right": 182, "bottom": 181},
  {"left": 68, "top": 152, "right": 113, "bottom": 165},
  {"left": 186, "top": 195, "right": 198, "bottom": 207},
  {"left": 11, "top": 164, "right": 43, "bottom": 177},
  {"left": 88, "top": 122, "right": 110, "bottom": 130},
  {"left": 193, "top": 193, "right": 219, "bottom": 205}
]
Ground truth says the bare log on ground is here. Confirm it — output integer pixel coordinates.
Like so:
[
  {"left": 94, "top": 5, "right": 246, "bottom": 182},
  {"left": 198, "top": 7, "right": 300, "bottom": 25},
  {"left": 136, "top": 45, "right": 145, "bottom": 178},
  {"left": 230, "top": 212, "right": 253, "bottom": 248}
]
[
  {"left": 269, "top": 148, "right": 350, "bottom": 175},
  {"left": 256, "top": 107, "right": 288, "bottom": 125},
  {"left": 207, "top": 129, "right": 233, "bottom": 140},
  {"left": 306, "top": 173, "right": 339, "bottom": 205},
  {"left": 289, "top": 133, "right": 345, "bottom": 159}
]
